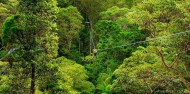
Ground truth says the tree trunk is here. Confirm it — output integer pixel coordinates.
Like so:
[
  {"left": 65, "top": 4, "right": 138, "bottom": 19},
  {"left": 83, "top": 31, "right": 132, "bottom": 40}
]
[{"left": 30, "top": 63, "right": 35, "bottom": 94}]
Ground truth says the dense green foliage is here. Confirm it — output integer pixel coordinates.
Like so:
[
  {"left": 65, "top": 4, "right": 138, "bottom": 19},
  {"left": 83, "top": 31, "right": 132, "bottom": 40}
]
[
  {"left": 113, "top": 46, "right": 184, "bottom": 93},
  {"left": 0, "top": 0, "right": 190, "bottom": 94}
]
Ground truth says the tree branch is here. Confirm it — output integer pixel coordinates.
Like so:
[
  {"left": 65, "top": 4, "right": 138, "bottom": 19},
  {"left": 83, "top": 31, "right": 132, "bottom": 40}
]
[{"left": 157, "top": 47, "right": 190, "bottom": 93}]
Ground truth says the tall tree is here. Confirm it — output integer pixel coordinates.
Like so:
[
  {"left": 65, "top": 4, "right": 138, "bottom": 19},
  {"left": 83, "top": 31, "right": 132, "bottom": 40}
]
[
  {"left": 1, "top": 0, "right": 59, "bottom": 94},
  {"left": 56, "top": 6, "right": 83, "bottom": 61}
]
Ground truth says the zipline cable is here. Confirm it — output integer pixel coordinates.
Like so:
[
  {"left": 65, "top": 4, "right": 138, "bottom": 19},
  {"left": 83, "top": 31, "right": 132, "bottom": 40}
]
[
  {"left": 0, "top": 47, "right": 43, "bottom": 61},
  {"left": 0, "top": 48, "right": 18, "bottom": 61},
  {"left": 97, "top": 30, "right": 190, "bottom": 51},
  {"left": 0, "top": 30, "right": 190, "bottom": 60}
]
